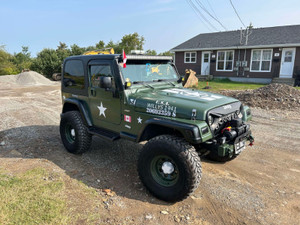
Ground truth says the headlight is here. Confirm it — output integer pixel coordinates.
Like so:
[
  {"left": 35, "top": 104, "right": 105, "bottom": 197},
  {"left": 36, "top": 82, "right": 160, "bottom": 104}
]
[
  {"left": 239, "top": 105, "right": 244, "bottom": 119},
  {"left": 238, "top": 112, "right": 243, "bottom": 119}
]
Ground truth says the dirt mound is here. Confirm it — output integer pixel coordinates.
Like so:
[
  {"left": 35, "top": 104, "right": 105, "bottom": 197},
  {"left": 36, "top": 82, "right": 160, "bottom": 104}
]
[
  {"left": 0, "top": 71, "right": 54, "bottom": 88},
  {"left": 221, "top": 83, "right": 300, "bottom": 110}
]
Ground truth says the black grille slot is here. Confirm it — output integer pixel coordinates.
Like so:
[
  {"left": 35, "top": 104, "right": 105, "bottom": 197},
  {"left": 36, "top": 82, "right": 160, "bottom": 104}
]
[{"left": 207, "top": 102, "right": 241, "bottom": 136}]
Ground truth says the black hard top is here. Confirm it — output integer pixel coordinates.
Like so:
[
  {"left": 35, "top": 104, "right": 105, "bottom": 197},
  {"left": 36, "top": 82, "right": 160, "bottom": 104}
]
[
  {"left": 64, "top": 54, "right": 173, "bottom": 62},
  {"left": 65, "top": 54, "right": 121, "bottom": 61}
]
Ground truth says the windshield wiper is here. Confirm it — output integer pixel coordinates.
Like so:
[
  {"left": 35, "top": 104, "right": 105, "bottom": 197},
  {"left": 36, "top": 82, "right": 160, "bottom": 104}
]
[
  {"left": 152, "top": 79, "right": 176, "bottom": 87},
  {"left": 133, "top": 81, "right": 154, "bottom": 89}
]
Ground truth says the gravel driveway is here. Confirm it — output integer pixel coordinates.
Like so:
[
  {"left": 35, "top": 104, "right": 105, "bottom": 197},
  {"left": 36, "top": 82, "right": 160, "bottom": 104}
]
[{"left": 0, "top": 84, "right": 299, "bottom": 225}]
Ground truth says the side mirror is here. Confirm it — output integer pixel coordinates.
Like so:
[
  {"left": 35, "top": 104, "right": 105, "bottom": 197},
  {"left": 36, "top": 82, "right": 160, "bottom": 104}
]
[
  {"left": 99, "top": 76, "right": 112, "bottom": 89},
  {"left": 63, "top": 78, "right": 75, "bottom": 87}
]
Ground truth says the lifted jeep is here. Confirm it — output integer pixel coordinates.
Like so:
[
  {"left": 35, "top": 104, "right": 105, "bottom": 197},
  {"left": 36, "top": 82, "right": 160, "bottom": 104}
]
[{"left": 60, "top": 54, "right": 254, "bottom": 202}]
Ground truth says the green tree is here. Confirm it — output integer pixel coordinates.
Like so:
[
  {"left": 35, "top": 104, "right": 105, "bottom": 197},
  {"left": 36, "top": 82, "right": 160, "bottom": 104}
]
[
  {"left": 248, "top": 22, "right": 254, "bottom": 29},
  {"left": 119, "top": 32, "right": 145, "bottom": 53},
  {"left": 13, "top": 46, "right": 32, "bottom": 72},
  {"left": 30, "top": 49, "right": 61, "bottom": 78},
  {"left": 56, "top": 42, "right": 71, "bottom": 61},
  {"left": 21, "top": 46, "right": 30, "bottom": 58},
  {"left": 70, "top": 44, "right": 85, "bottom": 55},
  {"left": 95, "top": 40, "right": 105, "bottom": 49},
  {"left": 105, "top": 40, "right": 122, "bottom": 53},
  {"left": 145, "top": 49, "right": 157, "bottom": 55},
  {"left": 0, "top": 48, "right": 18, "bottom": 75},
  {"left": 159, "top": 51, "right": 174, "bottom": 56}
]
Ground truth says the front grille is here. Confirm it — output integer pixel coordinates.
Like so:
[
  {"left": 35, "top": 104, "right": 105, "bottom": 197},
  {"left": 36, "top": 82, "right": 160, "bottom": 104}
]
[{"left": 207, "top": 102, "right": 241, "bottom": 136}]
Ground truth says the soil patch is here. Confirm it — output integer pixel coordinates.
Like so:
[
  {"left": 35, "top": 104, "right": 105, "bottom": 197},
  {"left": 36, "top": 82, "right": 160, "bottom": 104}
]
[{"left": 220, "top": 83, "right": 300, "bottom": 110}]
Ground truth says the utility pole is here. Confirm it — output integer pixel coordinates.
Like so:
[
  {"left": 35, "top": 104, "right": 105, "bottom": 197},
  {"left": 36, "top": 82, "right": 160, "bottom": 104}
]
[{"left": 241, "top": 24, "right": 252, "bottom": 76}]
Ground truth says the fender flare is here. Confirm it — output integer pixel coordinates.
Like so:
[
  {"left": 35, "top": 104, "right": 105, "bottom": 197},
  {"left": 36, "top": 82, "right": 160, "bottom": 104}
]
[
  {"left": 137, "top": 118, "right": 201, "bottom": 144},
  {"left": 62, "top": 98, "right": 92, "bottom": 127}
]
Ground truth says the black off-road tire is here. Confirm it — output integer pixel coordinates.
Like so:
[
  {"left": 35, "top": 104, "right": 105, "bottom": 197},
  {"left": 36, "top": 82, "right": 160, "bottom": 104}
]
[
  {"left": 60, "top": 111, "right": 92, "bottom": 154},
  {"left": 138, "top": 135, "right": 202, "bottom": 202}
]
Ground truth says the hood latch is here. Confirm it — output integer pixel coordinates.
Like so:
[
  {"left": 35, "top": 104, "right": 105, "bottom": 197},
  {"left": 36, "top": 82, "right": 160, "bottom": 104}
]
[{"left": 191, "top": 109, "right": 197, "bottom": 120}]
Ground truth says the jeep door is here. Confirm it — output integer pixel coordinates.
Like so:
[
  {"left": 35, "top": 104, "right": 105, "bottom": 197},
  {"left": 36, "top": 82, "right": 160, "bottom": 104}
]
[{"left": 88, "top": 60, "right": 121, "bottom": 126}]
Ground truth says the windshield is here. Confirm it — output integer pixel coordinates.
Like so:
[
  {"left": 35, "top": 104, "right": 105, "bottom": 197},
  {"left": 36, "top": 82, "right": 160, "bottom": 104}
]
[{"left": 120, "top": 62, "right": 179, "bottom": 83}]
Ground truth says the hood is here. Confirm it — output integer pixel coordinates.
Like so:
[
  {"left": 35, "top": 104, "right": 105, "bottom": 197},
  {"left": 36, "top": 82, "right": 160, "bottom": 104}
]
[{"left": 128, "top": 87, "right": 239, "bottom": 120}]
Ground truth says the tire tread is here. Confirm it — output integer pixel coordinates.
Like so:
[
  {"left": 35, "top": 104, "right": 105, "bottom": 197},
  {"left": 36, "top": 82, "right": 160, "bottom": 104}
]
[
  {"left": 138, "top": 135, "right": 202, "bottom": 202},
  {"left": 60, "top": 111, "right": 92, "bottom": 154}
]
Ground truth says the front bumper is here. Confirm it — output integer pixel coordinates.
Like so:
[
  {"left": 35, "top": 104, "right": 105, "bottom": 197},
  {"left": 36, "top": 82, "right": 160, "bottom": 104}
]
[{"left": 204, "top": 128, "right": 254, "bottom": 158}]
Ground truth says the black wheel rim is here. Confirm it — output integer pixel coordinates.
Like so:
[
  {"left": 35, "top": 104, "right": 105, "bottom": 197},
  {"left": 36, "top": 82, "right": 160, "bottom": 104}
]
[
  {"left": 150, "top": 155, "right": 179, "bottom": 187},
  {"left": 65, "top": 123, "right": 76, "bottom": 144}
]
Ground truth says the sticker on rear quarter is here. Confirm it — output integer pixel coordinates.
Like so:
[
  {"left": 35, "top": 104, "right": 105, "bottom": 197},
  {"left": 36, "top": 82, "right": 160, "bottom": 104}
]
[{"left": 124, "top": 115, "right": 131, "bottom": 122}]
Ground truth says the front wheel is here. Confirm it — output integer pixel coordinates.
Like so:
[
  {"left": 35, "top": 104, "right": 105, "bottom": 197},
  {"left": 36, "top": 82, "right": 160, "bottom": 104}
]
[
  {"left": 138, "top": 135, "right": 202, "bottom": 202},
  {"left": 60, "top": 111, "right": 92, "bottom": 154}
]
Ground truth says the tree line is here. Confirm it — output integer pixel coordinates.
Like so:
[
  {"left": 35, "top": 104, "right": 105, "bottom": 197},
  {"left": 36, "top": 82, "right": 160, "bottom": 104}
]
[{"left": 0, "top": 32, "right": 173, "bottom": 77}]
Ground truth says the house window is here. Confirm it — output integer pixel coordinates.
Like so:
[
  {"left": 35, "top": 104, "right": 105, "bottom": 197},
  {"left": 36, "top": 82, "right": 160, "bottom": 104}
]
[
  {"left": 250, "top": 49, "right": 272, "bottom": 72},
  {"left": 203, "top": 53, "right": 209, "bottom": 62},
  {"left": 185, "top": 52, "right": 196, "bottom": 63},
  {"left": 216, "top": 51, "right": 234, "bottom": 71}
]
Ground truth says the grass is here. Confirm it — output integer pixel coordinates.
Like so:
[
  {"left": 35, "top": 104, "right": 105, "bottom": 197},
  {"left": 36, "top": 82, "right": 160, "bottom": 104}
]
[
  {"left": 195, "top": 78, "right": 266, "bottom": 92},
  {"left": 0, "top": 167, "right": 105, "bottom": 225},
  {"left": 0, "top": 168, "right": 68, "bottom": 225}
]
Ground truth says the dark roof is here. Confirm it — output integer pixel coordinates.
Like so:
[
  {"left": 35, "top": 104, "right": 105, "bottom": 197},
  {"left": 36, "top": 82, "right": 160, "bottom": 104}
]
[{"left": 171, "top": 25, "right": 300, "bottom": 51}]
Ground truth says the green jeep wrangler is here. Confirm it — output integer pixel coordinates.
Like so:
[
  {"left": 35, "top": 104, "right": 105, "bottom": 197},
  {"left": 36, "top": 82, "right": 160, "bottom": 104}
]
[{"left": 60, "top": 54, "right": 254, "bottom": 202}]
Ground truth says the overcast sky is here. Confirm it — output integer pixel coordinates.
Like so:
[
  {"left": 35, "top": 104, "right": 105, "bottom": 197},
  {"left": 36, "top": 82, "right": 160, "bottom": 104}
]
[{"left": 1, "top": 0, "right": 300, "bottom": 56}]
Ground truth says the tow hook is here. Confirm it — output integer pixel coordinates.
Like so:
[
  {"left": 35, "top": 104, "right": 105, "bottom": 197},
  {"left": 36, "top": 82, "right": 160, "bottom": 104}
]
[{"left": 249, "top": 135, "right": 254, "bottom": 146}]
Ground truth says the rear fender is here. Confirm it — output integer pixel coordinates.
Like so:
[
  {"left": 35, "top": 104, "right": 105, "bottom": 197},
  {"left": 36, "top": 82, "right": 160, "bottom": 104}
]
[{"left": 62, "top": 98, "right": 92, "bottom": 127}]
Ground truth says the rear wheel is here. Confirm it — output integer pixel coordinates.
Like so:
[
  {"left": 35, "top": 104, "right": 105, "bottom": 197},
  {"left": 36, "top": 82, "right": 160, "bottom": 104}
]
[
  {"left": 60, "top": 111, "right": 92, "bottom": 154},
  {"left": 138, "top": 135, "right": 202, "bottom": 202}
]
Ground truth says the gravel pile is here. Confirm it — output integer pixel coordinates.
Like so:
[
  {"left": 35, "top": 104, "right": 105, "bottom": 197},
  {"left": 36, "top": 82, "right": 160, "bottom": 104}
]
[
  {"left": 16, "top": 71, "right": 53, "bottom": 85},
  {"left": 0, "top": 71, "right": 53, "bottom": 87},
  {"left": 220, "top": 83, "right": 300, "bottom": 110}
]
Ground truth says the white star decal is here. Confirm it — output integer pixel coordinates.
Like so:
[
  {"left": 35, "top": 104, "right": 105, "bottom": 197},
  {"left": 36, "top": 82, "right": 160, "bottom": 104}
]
[
  {"left": 97, "top": 102, "right": 107, "bottom": 117},
  {"left": 137, "top": 117, "right": 142, "bottom": 124}
]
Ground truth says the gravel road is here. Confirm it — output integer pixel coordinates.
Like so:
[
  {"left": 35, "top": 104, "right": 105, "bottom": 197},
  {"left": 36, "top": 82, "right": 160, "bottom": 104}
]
[{"left": 0, "top": 84, "right": 299, "bottom": 225}]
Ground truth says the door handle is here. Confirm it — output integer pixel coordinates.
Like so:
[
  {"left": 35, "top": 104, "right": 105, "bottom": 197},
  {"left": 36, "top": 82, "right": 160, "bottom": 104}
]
[{"left": 90, "top": 88, "right": 96, "bottom": 96}]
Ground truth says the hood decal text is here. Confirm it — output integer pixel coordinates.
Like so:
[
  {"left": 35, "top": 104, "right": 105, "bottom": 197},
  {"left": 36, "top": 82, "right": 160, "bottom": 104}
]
[
  {"left": 162, "top": 88, "right": 223, "bottom": 101},
  {"left": 146, "top": 101, "right": 176, "bottom": 117}
]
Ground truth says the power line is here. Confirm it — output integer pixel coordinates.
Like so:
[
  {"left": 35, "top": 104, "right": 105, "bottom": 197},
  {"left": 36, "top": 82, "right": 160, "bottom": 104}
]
[
  {"left": 186, "top": 0, "right": 219, "bottom": 32},
  {"left": 229, "top": 0, "right": 246, "bottom": 28},
  {"left": 195, "top": 0, "right": 227, "bottom": 30},
  {"left": 186, "top": 0, "right": 213, "bottom": 31},
  {"left": 205, "top": 0, "right": 219, "bottom": 20},
  {"left": 187, "top": 0, "right": 218, "bottom": 31}
]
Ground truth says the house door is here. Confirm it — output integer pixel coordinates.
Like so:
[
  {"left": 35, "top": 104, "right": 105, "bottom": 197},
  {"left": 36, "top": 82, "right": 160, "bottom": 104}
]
[
  {"left": 280, "top": 48, "right": 296, "bottom": 78},
  {"left": 201, "top": 52, "right": 210, "bottom": 75}
]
